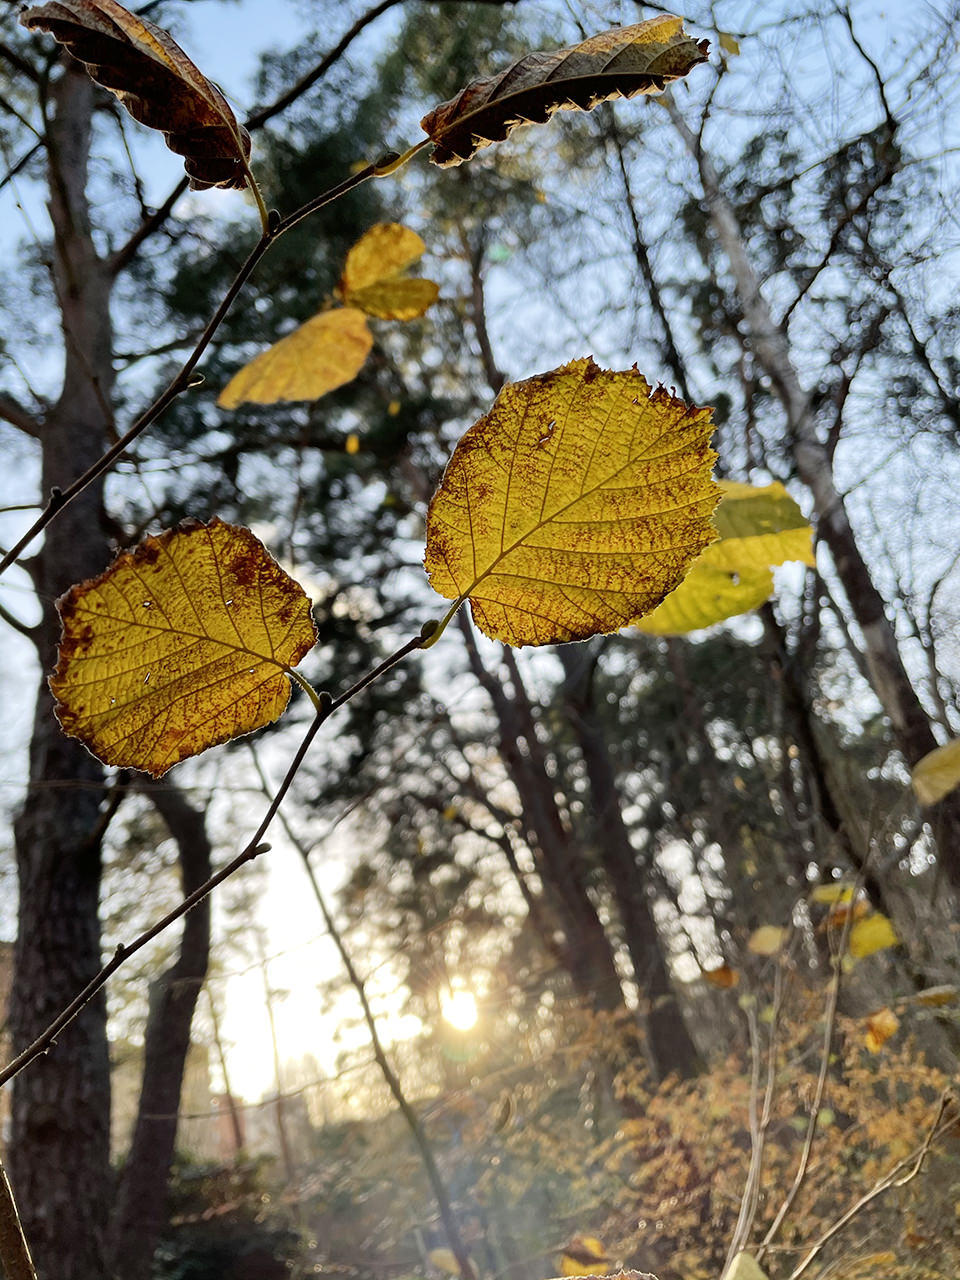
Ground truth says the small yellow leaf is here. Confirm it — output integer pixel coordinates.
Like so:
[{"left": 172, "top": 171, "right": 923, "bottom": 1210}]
[
  {"left": 702, "top": 963, "right": 740, "bottom": 989},
  {"left": 346, "top": 277, "right": 439, "bottom": 321},
  {"left": 911, "top": 736, "right": 960, "bottom": 806},
  {"left": 725, "top": 1254, "right": 769, "bottom": 1280},
  {"left": 560, "top": 1235, "right": 610, "bottom": 1276},
  {"left": 345, "top": 433, "right": 360, "bottom": 455},
  {"left": 865, "top": 1007, "right": 900, "bottom": 1052},
  {"left": 811, "top": 883, "right": 855, "bottom": 904},
  {"left": 914, "top": 984, "right": 960, "bottom": 1007},
  {"left": 638, "top": 480, "right": 813, "bottom": 634},
  {"left": 388, "top": 399, "right": 402, "bottom": 416},
  {"left": 218, "top": 308, "right": 372, "bottom": 408},
  {"left": 718, "top": 31, "right": 741, "bottom": 56},
  {"left": 50, "top": 519, "right": 318, "bottom": 776},
  {"left": 428, "top": 1249, "right": 463, "bottom": 1275},
  {"left": 340, "top": 223, "right": 439, "bottom": 320},
  {"left": 424, "top": 359, "right": 718, "bottom": 647},
  {"left": 849, "top": 913, "right": 899, "bottom": 959},
  {"left": 747, "top": 926, "right": 786, "bottom": 957}
]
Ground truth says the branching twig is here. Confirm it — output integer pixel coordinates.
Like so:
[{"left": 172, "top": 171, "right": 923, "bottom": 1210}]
[
  {"left": 788, "top": 1090, "right": 954, "bottom": 1279},
  {"left": 248, "top": 750, "right": 477, "bottom": 1280},
  {"left": 0, "top": 628, "right": 429, "bottom": 1090}
]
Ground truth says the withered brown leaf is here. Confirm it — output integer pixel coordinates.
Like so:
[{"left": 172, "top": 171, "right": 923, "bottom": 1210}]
[
  {"left": 21, "top": 0, "right": 251, "bottom": 189},
  {"left": 420, "top": 16, "right": 709, "bottom": 167}
]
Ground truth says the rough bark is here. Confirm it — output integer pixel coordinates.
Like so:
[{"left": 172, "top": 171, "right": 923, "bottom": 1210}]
[
  {"left": 667, "top": 104, "right": 960, "bottom": 889},
  {"left": 8, "top": 64, "right": 115, "bottom": 1280},
  {"left": 108, "top": 782, "right": 213, "bottom": 1280},
  {"left": 558, "top": 644, "right": 702, "bottom": 1080}
]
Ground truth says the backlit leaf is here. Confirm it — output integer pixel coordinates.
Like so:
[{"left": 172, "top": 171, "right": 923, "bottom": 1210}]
[
  {"left": 50, "top": 519, "right": 318, "bottom": 776},
  {"left": 218, "top": 309, "right": 373, "bottom": 408},
  {"left": 865, "top": 1007, "right": 900, "bottom": 1053},
  {"left": 638, "top": 480, "right": 813, "bottom": 634},
  {"left": 21, "top": 0, "right": 251, "bottom": 189},
  {"left": 424, "top": 358, "right": 718, "bottom": 647},
  {"left": 339, "top": 223, "right": 439, "bottom": 320},
  {"left": 421, "top": 16, "right": 708, "bottom": 167},
  {"left": 747, "top": 925, "right": 786, "bottom": 956},
  {"left": 849, "top": 913, "right": 899, "bottom": 959},
  {"left": 911, "top": 736, "right": 960, "bottom": 805}
]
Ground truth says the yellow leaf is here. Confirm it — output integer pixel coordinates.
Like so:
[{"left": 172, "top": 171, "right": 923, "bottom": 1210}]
[
  {"left": 911, "top": 736, "right": 960, "bottom": 806},
  {"left": 49, "top": 519, "right": 318, "bottom": 777},
  {"left": 421, "top": 17, "right": 709, "bottom": 167},
  {"left": 718, "top": 31, "right": 741, "bottom": 56},
  {"left": 747, "top": 926, "right": 786, "bottom": 956},
  {"left": 560, "top": 1235, "right": 610, "bottom": 1276},
  {"left": 345, "top": 433, "right": 360, "bottom": 455},
  {"left": 914, "top": 984, "right": 960, "bottom": 1007},
  {"left": 725, "top": 1254, "right": 769, "bottom": 1280},
  {"left": 339, "top": 223, "right": 439, "bottom": 320},
  {"left": 638, "top": 480, "right": 813, "bottom": 634},
  {"left": 424, "top": 359, "right": 718, "bottom": 647},
  {"left": 849, "top": 913, "right": 899, "bottom": 959},
  {"left": 811, "top": 883, "right": 855, "bottom": 904},
  {"left": 429, "top": 1249, "right": 463, "bottom": 1275},
  {"left": 218, "top": 308, "right": 372, "bottom": 408},
  {"left": 865, "top": 1007, "right": 900, "bottom": 1053}
]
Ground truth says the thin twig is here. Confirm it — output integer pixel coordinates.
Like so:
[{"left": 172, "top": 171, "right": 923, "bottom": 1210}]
[
  {"left": 0, "top": 629, "right": 428, "bottom": 1090},
  {"left": 0, "top": 1156, "right": 38, "bottom": 1280},
  {"left": 788, "top": 1091, "right": 954, "bottom": 1279},
  {"left": 248, "top": 749, "right": 477, "bottom": 1280}
]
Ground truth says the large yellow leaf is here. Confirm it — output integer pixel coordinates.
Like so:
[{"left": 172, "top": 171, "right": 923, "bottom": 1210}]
[
  {"left": 21, "top": 0, "right": 250, "bottom": 189},
  {"left": 218, "top": 308, "right": 372, "bottom": 408},
  {"left": 421, "top": 16, "right": 708, "bottom": 167},
  {"left": 50, "top": 519, "right": 318, "bottom": 777},
  {"left": 911, "top": 736, "right": 960, "bottom": 806},
  {"left": 339, "top": 223, "right": 439, "bottom": 320},
  {"left": 424, "top": 359, "right": 718, "bottom": 647},
  {"left": 638, "top": 480, "right": 814, "bottom": 634}
]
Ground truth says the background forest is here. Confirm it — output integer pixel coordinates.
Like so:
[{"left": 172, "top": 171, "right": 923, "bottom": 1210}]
[{"left": 2, "top": 1, "right": 960, "bottom": 1278}]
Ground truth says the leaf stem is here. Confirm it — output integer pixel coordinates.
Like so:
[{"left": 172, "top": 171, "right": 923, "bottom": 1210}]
[
  {"left": 284, "top": 665, "right": 325, "bottom": 714},
  {"left": 420, "top": 597, "right": 465, "bottom": 649}
]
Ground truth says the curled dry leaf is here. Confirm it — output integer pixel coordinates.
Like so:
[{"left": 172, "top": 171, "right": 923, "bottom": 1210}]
[
  {"left": 21, "top": 0, "right": 251, "bottom": 189},
  {"left": 420, "top": 15, "right": 709, "bottom": 167},
  {"left": 424, "top": 358, "right": 718, "bottom": 647},
  {"left": 218, "top": 308, "right": 373, "bottom": 408},
  {"left": 50, "top": 519, "right": 318, "bottom": 776},
  {"left": 865, "top": 1006, "right": 900, "bottom": 1053},
  {"left": 339, "top": 223, "right": 439, "bottom": 321}
]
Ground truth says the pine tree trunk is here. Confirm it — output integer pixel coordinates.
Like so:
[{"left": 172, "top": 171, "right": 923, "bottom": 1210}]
[{"left": 8, "top": 65, "right": 115, "bottom": 1280}]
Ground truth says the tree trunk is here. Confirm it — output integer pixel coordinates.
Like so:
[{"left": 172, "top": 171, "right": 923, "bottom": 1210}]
[
  {"left": 559, "top": 644, "right": 702, "bottom": 1079},
  {"left": 458, "top": 618, "right": 627, "bottom": 1011},
  {"left": 8, "top": 64, "right": 115, "bottom": 1280},
  {"left": 108, "top": 782, "right": 212, "bottom": 1280},
  {"left": 667, "top": 105, "right": 960, "bottom": 889}
]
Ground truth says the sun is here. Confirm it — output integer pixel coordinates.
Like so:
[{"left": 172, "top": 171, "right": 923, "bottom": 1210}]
[{"left": 440, "top": 988, "right": 479, "bottom": 1032}]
